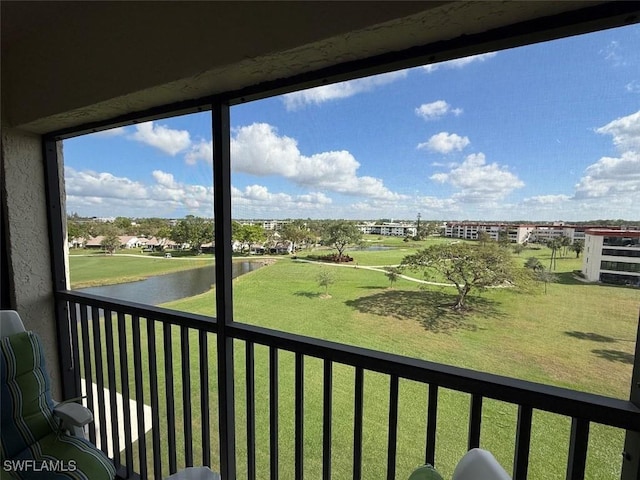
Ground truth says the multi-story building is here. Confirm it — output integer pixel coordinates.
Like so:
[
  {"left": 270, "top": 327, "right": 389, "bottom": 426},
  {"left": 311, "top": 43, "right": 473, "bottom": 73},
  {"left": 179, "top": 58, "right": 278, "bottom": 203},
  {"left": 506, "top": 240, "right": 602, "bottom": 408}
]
[
  {"left": 582, "top": 229, "right": 640, "bottom": 286},
  {"left": 237, "top": 219, "right": 292, "bottom": 231},
  {"left": 443, "top": 223, "right": 535, "bottom": 243},
  {"left": 358, "top": 222, "right": 417, "bottom": 237}
]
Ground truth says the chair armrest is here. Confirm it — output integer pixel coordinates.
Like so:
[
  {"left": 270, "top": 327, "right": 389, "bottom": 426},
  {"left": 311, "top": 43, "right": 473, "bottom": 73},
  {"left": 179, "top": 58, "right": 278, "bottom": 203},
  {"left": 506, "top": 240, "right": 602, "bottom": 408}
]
[{"left": 54, "top": 402, "right": 93, "bottom": 427}]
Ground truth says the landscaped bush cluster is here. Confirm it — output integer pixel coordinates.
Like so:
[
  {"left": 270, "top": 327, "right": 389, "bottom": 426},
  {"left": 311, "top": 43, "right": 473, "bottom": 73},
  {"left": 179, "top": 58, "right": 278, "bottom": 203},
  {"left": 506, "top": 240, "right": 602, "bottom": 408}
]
[{"left": 313, "top": 254, "right": 354, "bottom": 263}]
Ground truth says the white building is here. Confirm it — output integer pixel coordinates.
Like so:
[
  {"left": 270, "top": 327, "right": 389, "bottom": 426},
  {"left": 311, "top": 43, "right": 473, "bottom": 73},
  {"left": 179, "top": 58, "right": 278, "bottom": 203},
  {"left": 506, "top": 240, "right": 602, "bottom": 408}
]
[
  {"left": 582, "top": 229, "right": 640, "bottom": 286},
  {"left": 443, "top": 223, "right": 534, "bottom": 243},
  {"left": 357, "top": 222, "right": 416, "bottom": 237}
]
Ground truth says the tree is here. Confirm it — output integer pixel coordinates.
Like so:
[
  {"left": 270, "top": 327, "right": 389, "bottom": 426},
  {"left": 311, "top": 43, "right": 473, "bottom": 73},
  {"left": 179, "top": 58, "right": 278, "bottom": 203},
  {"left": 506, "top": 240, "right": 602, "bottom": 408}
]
[
  {"left": 512, "top": 243, "right": 526, "bottom": 255},
  {"left": 546, "top": 238, "right": 562, "bottom": 271},
  {"left": 477, "top": 230, "right": 492, "bottom": 245},
  {"left": 237, "top": 224, "right": 265, "bottom": 254},
  {"left": 280, "top": 221, "right": 308, "bottom": 253},
  {"left": 535, "top": 267, "right": 558, "bottom": 294},
  {"left": 67, "top": 220, "right": 87, "bottom": 242},
  {"left": 524, "top": 256, "right": 543, "bottom": 272},
  {"left": 401, "top": 242, "right": 523, "bottom": 310},
  {"left": 385, "top": 267, "right": 401, "bottom": 288},
  {"left": 559, "top": 235, "right": 572, "bottom": 257},
  {"left": 171, "top": 215, "right": 214, "bottom": 253},
  {"left": 570, "top": 239, "right": 585, "bottom": 258},
  {"left": 316, "top": 270, "right": 336, "bottom": 297},
  {"left": 322, "top": 221, "right": 362, "bottom": 261},
  {"left": 497, "top": 229, "right": 511, "bottom": 248},
  {"left": 100, "top": 234, "right": 120, "bottom": 255},
  {"left": 113, "top": 216, "right": 132, "bottom": 233}
]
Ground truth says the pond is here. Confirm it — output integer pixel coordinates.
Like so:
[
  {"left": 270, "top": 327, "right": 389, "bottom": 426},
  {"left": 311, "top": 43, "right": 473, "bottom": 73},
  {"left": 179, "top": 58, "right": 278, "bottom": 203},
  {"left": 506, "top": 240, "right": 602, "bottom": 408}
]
[{"left": 77, "top": 261, "right": 264, "bottom": 305}]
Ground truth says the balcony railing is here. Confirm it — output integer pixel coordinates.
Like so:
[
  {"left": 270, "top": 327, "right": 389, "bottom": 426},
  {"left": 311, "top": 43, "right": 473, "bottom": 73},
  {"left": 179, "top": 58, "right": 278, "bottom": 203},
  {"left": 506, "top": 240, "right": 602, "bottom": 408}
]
[{"left": 57, "top": 290, "right": 640, "bottom": 480}]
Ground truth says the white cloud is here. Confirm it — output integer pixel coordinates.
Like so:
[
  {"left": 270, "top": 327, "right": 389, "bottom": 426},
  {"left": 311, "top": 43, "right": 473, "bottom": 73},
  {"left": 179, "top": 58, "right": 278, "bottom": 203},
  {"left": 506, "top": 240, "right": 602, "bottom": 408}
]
[
  {"left": 430, "top": 153, "right": 524, "bottom": 203},
  {"left": 418, "top": 132, "right": 470, "bottom": 154},
  {"left": 130, "top": 121, "right": 191, "bottom": 156},
  {"left": 421, "top": 52, "right": 497, "bottom": 73},
  {"left": 152, "top": 170, "right": 179, "bottom": 189},
  {"left": 595, "top": 110, "right": 640, "bottom": 151},
  {"left": 65, "top": 167, "right": 148, "bottom": 200},
  {"left": 626, "top": 81, "right": 640, "bottom": 93},
  {"left": 231, "top": 123, "right": 405, "bottom": 200},
  {"left": 231, "top": 185, "right": 332, "bottom": 216},
  {"left": 282, "top": 70, "right": 408, "bottom": 110},
  {"left": 600, "top": 40, "right": 625, "bottom": 67},
  {"left": 574, "top": 151, "right": 640, "bottom": 199},
  {"left": 522, "top": 194, "right": 571, "bottom": 205},
  {"left": 185, "top": 140, "right": 213, "bottom": 165},
  {"left": 415, "top": 100, "right": 462, "bottom": 121},
  {"left": 65, "top": 166, "right": 213, "bottom": 217}
]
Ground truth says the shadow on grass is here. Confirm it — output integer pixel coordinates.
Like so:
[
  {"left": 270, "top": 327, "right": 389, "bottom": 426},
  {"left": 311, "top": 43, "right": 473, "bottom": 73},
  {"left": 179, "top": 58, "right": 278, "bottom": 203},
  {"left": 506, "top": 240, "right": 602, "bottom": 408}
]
[
  {"left": 294, "top": 291, "right": 321, "bottom": 299},
  {"left": 554, "top": 272, "right": 586, "bottom": 286},
  {"left": 564, "top": 331, "right": 617, "bottom": 343},
  {"left": 344, "top": 289, "right": 505, "bottom": 333},
  {"left": 591, "top": 349, "right": 634, "bottom": 364}
]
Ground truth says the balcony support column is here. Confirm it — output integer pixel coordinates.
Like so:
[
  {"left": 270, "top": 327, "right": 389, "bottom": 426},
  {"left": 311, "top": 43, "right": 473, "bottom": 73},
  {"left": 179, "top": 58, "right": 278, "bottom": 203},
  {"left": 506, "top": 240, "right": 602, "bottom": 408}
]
[
  {"left": 213, "top": 99, "right": 236, "bottom": 480},
  {"left": 621, "top": 311, "right": 640, "bottom": 480}
]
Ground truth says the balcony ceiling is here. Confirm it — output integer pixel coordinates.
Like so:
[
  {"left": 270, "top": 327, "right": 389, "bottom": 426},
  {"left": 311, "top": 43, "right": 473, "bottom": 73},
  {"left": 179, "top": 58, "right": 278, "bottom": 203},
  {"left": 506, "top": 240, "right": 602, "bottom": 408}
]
[{"left": 0, "top": 1, "right": 623, "bottom": 134}]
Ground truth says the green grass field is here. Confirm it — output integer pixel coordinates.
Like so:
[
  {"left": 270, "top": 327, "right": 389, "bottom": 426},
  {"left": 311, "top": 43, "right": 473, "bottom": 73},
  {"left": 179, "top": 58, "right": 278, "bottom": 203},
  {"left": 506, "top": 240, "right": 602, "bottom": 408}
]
[
  {"left": 68, "top": 253, "right": 212, "bottom": 288},
  {"left": 74, "top": 239, "right": 638, "bottom": 479}
]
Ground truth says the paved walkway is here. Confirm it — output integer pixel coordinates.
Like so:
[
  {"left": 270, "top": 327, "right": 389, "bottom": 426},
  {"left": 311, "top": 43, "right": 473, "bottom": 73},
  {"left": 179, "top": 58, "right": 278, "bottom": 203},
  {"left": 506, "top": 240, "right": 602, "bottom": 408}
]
[{"left": 293, "top": 258, "right": 454, "bottom": 287}]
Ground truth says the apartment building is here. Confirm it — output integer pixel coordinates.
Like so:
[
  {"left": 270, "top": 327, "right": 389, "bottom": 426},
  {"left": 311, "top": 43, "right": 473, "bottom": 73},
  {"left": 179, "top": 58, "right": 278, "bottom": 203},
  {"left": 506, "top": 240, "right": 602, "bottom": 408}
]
[
  {"left": 237, "top": 219, "right": 292, "bottom": 231},
  {"left": 358, "top": 222, "right": 417, "bottom": 237},
  {"left": 443, "top": 223, "right": 535, "bottom": 243},
  {"left": 582, "top": 229, "right": 640, "bottom": 286}
]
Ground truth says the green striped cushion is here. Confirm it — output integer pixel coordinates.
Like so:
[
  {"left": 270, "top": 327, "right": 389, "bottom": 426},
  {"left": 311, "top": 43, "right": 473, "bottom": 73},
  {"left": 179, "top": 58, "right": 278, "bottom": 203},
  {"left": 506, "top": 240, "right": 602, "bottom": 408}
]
[{"left": 1, "top": 331, "right": 115, "bottom": 480}]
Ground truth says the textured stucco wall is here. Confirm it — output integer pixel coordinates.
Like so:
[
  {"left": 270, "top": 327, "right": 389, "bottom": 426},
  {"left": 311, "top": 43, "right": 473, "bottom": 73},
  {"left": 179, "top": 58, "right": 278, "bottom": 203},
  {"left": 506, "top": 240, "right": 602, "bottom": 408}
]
[{"left": 2, "top": 128, "right": 61, "bottom": 397}]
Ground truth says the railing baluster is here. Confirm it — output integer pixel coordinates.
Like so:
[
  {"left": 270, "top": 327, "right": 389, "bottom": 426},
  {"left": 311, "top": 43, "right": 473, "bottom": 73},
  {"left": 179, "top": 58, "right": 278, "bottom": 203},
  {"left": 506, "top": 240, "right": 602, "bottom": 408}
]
[
  {"left": 163, "top": 322, "right": 177, "bottom": 474},
  {"left": 468, "top": 394, "right": 483, "bottom": 450},
  {"left": 513, "top": 405, "right": 533, "bottom": 480},
  {"left": 199, "top": 330, "right": 211, "bottom": 468},
  {"left": 295, "top": 353, "right": 304, "bottom": 480},
  {"left": 353, "top": 367, "right": 364, "bottom": 480},
  {"left": 425, "top": 384, "right": 438, "bottom": 466},
  {"left": 566, "top": 418, "right": 590, "bottom": 480},
  {"left": 181, "top": 325, "right": 193, "bottom": 467},
  {"left": 91, "top": 307, "right": 108, "bottom": 453},
  {"left": 270, "top": 347, "right": 279, "bottom": 480},
  {"left": 147, "top": 318, "right": 162, "bottom": 479},
  {"left": 68, "top": 302, "right": 82, "bottom": 402},
  {"left": 387, "top": 375, "right": 399, "bottom": 480},
  {"left": 322, "top": 359, "right": 333, "bottom": 480},
  {"left": 246, "top": 342, "right": 256, "bottom": 480},
  {"left": 131, "top": 314, "right": 147, "bottom": 479},
  {"left": 103, "top": 309, "right": 120, "bottom": 466},
  {"left": 79, "top": 305, "right": 96, "bottom": 444},
  {"left": 117, "top": 312, "right": 134, "bottom": 477}
]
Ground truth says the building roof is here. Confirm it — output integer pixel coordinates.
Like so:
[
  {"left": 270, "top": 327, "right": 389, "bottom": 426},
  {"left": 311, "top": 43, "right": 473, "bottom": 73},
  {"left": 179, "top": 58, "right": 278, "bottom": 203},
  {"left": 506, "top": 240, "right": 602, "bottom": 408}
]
[{"left": 585, "top": 229, "right": 640, "bottom": 238}]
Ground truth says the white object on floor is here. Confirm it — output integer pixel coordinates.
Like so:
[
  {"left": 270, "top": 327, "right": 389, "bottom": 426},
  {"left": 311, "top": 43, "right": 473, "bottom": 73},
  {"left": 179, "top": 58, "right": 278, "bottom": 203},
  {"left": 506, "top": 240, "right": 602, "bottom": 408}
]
[
  {"left": 81, "top": 379, "right": 153, "bottom": 457},
  {"left": 452, "top": 448, "right": 511, "bottom": 480},
  {"left": 165, "top": 466, "right": 220, "bottom": 480}
]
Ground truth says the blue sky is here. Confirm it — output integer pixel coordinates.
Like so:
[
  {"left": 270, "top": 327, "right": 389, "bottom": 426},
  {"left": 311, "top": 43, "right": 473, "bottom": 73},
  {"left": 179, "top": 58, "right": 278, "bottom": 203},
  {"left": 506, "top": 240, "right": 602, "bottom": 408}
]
[{"left": 64, "top": 24, "right": 640, "bottom": 221}]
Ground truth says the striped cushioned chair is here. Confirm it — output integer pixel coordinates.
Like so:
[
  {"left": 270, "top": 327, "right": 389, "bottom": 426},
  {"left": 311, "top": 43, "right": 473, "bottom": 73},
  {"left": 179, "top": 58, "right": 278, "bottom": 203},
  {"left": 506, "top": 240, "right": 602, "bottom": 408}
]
[{"left": 1, "top": 330, "right": 116, "bottom": 480}]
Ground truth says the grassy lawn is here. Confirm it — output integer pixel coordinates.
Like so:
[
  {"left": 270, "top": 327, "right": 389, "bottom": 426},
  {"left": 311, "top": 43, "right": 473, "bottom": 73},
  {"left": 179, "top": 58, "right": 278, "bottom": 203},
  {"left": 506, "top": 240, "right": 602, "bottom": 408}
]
[
  {"left": 68, "top": 252, "right": 212, "bottom": 288},
  {"left": 75, "top": 241, "right": 638, "bottom": 479}
]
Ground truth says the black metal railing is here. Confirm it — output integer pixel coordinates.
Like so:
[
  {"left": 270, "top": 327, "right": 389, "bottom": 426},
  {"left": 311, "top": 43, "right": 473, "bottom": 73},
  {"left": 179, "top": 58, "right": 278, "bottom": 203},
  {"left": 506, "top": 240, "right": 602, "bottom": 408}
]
[{"left": 58, "top": 290, "right": 640, "bottom": 480}]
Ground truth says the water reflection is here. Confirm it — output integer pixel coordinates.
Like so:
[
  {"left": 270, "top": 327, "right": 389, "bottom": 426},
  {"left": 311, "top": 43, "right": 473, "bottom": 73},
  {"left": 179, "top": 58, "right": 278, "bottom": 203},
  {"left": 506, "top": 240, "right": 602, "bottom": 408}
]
[{"left": 77, "top": 261, "right": 263, "bottom": 305}]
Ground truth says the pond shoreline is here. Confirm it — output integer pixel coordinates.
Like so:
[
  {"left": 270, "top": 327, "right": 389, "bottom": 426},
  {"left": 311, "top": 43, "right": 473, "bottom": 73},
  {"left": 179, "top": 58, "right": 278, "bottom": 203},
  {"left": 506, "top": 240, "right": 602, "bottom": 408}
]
[{"left": 70, "top": 255, "right": 277, "bottom": 289}]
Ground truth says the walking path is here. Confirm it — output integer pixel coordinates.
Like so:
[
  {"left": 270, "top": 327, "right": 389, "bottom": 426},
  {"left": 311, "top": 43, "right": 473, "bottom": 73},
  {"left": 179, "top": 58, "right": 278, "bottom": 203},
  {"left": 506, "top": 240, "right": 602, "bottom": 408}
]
[{"left": 293, "top": 258, "right": 454, "bottom": 287}]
